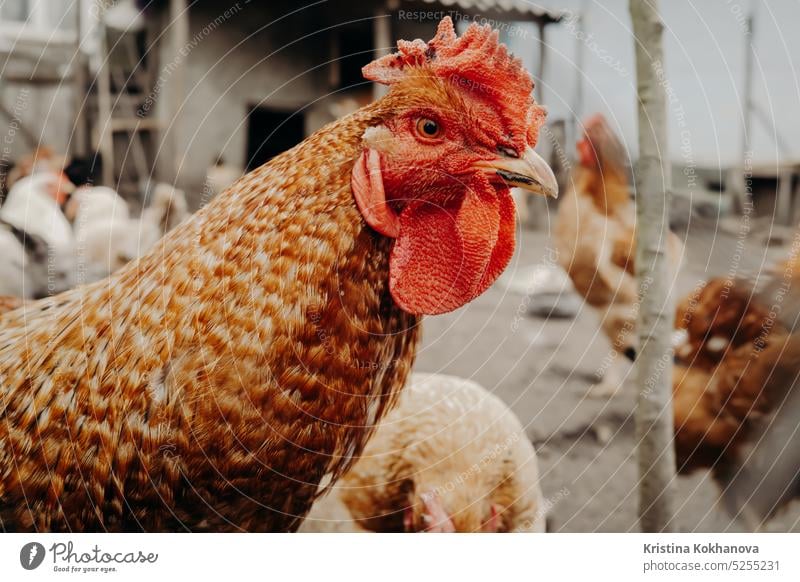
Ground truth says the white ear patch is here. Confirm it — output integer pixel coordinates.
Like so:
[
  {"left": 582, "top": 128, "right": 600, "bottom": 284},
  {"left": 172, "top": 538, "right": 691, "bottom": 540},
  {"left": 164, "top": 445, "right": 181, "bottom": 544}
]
[
  {"left": 671, "top": 329, "right": 688, "bottom": 349},
  {"left": 362, "top": 125, "right": 396, "bottom": 154},
  {"left": 706, "top": 335, "right": 729, "bottom": 352}
]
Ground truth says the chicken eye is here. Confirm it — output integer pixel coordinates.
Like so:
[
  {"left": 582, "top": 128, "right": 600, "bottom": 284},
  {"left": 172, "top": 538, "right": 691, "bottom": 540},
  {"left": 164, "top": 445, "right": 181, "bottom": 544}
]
[{"left": 415, "top": 118, "right": 442, "bottom": 139}]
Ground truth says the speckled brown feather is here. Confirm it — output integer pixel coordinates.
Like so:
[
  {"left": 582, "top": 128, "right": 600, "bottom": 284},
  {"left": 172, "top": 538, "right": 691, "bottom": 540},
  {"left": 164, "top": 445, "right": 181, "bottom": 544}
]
[
  {"left": 0, "top": 296, "right": 24, "bottom": 317},
  {"left": 0, "top": 101, "right": 420, "bottom": 532}
]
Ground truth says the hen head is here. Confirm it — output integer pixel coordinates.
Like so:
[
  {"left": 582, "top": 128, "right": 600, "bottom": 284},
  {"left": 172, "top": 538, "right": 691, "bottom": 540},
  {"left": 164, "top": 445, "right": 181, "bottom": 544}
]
[
  {"left": 22, "top": 171, "right": 76, "bottom": 205},
  {"left": 674, "top": 278, "right": 781, "bottom": 369},
  {"left": 402, "top": 488, "right": 504, "bottom": 533},
  {"left": 352, "top": 17, "right": 557, "bottom": 315},
  {"left": 576, "top": 113, "right": 626, "bottom": 172}
]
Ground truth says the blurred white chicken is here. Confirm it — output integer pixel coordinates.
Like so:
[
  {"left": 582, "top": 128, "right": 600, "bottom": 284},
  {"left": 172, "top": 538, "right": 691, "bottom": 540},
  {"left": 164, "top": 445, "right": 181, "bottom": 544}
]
[
  {"left": 301, "top": 373, "right": 546, "bottom": 533},
  {"left": 0, "top": 220, "right": 53, "bottom": 298},
  {"left": 0, "top": 172, "right": 76, "bottom": 294},
  {"left": 68, "top": 182, "right": 190, "bottom": 282},
  {"left": 5, "top": 146, "right": 67, "bottom": 189},
  {"left": 1, "top": 172, "right": 74, "bottom": 249}
]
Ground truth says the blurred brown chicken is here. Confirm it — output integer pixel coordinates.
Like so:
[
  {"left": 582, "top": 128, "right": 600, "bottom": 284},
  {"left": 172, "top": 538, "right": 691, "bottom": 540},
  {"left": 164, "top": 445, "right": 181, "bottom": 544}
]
[
  {"left": 555, "top": 114, "right": 683, "bottom": 397},
  {"left": 672, "top": 272, "right": 800, "bottom": 527}
]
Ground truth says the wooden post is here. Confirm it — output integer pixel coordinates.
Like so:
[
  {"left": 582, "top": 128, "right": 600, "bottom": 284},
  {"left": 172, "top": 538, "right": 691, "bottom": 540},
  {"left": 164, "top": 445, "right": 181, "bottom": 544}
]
[
  {"left": 792, "top": 168, "right": 800, "bottom": 226},
  {"left": 776, "top": 169, "right": 793, "bottom": 227},
  {"left": 0, "top": 103, "right": 37, "bottom": 146},
  {"left": 571, "top": 7, "right": 586, "bottom": 146},
  {"left": 328, "top": 27, "right": 341, "bottom": 89},
  {"left": 536, "top": 20, "right": 547, "bottom": 106},
  {"left": 630, "top": 0, "right": 677, "bottom": 533},
  {"left": 72, "top": 5, "right": 88, "bottom": 158},
  {"left": 170, "top": 0, "right": 189, "bottom": 183},
  {"left": 372, "top": 4, "right": 394, "bottom": 101},
  {"left": 96, "top": 15, "right": 114, "bottom": 186},
  {"left": 734, "top": 12, "right": 754, "bottom": 214}
]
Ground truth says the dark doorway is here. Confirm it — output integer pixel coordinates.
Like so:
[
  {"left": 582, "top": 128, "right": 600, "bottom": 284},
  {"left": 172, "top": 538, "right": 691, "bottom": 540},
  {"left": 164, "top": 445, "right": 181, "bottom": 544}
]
[
  {"left": 245, "top": 106, "right": 306, "bottom": 171},
  {"left": 336, "top": 20, "right": 374, "bottom": 90}
]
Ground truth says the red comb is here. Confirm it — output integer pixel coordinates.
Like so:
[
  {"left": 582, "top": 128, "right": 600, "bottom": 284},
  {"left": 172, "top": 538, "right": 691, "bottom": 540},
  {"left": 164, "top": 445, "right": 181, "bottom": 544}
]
[
  {"left": 363, "top": 17, "right": 545, "bottom": 147},
  {"left": 583, "top": 113, "right": 610, "bottom": 135}
]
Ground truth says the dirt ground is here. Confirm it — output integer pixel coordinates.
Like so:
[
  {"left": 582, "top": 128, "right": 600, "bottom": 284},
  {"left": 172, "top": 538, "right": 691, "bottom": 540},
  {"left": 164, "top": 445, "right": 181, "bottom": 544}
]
[{"left": 414, "top": 212, "right": 800, "bottom": 532}]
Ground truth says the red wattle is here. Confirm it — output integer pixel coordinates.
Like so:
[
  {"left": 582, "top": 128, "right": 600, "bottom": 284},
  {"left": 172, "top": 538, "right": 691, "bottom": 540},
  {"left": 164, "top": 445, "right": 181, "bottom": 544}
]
[
  {"left": 350, "top": 150, "right": 516, "bottom": 316},
  {"left": 478, "top": 191, "right": 516, "bottom": 291},
  {"left": 389, "top": 177, "right": 514, "bottom": 315},
  {"left": 351, "top": 149, "right": 401, "bottom": 238}
]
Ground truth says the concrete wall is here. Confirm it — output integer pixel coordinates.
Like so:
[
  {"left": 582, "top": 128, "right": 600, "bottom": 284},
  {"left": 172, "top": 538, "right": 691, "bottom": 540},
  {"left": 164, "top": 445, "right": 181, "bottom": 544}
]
[
  {"left": 154, "top": 1, "right": 331, "bottom": 201},
  {"left": 0, "top": 84, "right": 74, "bottom": 166}
]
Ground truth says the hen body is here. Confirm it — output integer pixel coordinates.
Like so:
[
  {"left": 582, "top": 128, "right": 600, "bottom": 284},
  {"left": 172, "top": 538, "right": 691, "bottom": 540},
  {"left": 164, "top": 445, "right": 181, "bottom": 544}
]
[
  {"left": 301, "top": 373, "right": 545, "bottom": 533},
  {"left": 0, "top": 104, "right": 417, "bottom": 532},
  {"left": 0, "top": 18, "right": 554, "bottom": 533},
  {"left": 555, "top": 114, "right": 683, "bottom": 395}
]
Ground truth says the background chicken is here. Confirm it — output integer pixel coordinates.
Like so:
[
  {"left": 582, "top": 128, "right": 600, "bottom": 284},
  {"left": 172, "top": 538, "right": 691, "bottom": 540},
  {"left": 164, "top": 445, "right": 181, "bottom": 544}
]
[
  {"left": 67, "top": 183, "right": 189, "bottom": 282},
  {"left": 672, "top": 273, "right": 800, "bottom": 527},
  {"left": 0, "top": 221, "right": 53, "bottom": 299},
  {"left": 0, "top": 172, "right": 77, "bottom": 295},
  {"left": 301, "top": 373, "right": 546, "bottom": 533},
  {"left": 3, "top": 146, "right": 67, "bottom": 192},
  {"left": 555, "top": 113, "right": 683, "bottom": 396},
  {"left": 0, "top": 18, "right": 556, "bottom": 532}
]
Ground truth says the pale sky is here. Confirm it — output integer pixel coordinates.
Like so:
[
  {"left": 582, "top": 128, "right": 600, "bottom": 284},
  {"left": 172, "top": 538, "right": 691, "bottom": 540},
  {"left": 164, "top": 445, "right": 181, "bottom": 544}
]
[{"left": 507, "top": 0, "right": 800, "bottom": 167}]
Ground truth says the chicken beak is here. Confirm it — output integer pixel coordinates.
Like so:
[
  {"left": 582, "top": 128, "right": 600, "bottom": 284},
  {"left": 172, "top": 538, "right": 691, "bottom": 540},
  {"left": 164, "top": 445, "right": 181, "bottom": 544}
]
[{"left": 476, "top": 147, "right": 559, "bottom": 198}]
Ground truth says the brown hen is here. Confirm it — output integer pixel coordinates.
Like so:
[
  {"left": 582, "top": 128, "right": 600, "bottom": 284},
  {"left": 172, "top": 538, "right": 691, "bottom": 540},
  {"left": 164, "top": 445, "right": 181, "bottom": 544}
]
[
  {"left": 673, "top": 274, "right": 800, "bottom": 527},
  {"left": 555, "top": 113, "right": 683, "bottom": 396},
  {"left": 0, "top": 19, "right": 555, "bottom": 532}
]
